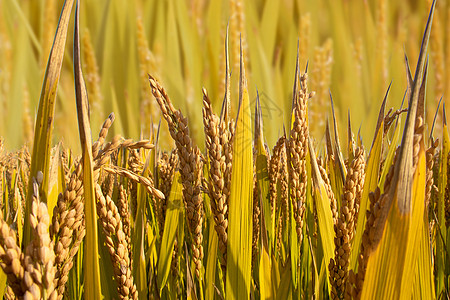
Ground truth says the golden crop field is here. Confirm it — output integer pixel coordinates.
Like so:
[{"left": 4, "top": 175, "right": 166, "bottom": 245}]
[{"left": 0, "top": 0, "right": 449, "bottom": 299}]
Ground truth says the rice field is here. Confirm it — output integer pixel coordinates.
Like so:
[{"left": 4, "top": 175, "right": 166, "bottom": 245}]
[{"left": 0, "top": 0, "right": 449, "bottom": 299}]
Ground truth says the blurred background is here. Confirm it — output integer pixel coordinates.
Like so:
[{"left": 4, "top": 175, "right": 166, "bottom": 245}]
[{"left": 0, "top": 0, "right": 447, "bottom": 152}]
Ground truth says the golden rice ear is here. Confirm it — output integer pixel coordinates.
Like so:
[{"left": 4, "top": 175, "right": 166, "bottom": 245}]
[{"left": 95, "top": 185, "right": 138, "bottom": 299}]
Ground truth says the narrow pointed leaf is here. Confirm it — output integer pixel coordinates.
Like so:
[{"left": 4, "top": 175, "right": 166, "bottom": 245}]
[
  {"left": 254, "top": 94, "right": 272, "bottom": 250},
  {"left": 205, "top": 215, "right": 219, "bottom": 300},
  {"left": 157, "top": 172, "right": 182, "bottom": 295},
  {"left": 24, "top": 0, "right": 75, "bottom": 247},
  {"left": 308, "top": 137, "right": 335, "bottom": 295},
  {"left": 74, "top": 2, "right": 102, "bottom": 298},
  {"left": 350, "top": 93, "right": 386, "bottom": 269},
  {"left": 412, "top": 210, "right": 435, "bottom": 299},
  {"left": 330, "top": 93, "right": 347, "bottom": 181},
  {"left": 361, "top": 3, "right": 436, "bottom": 297},
  {"left": 259, "top": 244, "right": 273, "bottom": 300},
  {"left": 226, "top": 43, "right": 253, "bottom": 299},
  {"left": 361, "top": 144, "right": 427, "bottom": 299}
]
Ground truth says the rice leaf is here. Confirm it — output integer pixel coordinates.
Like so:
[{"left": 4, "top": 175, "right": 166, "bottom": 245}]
[
  {"left": 347, "top": 112, "right": 355, "bottom": 161},
  {"left": 308, "top": 137, "right": 335, "bottom": 296},
  {"left": 133, "top": 172, "right": 150, "bottom": 298},
  {"left": 0, "top": 270, "right": 6, "bottom": 299},
  {"left": 361, "top": 3, "right": 435, "bottom": 297},
  {"left": 205, "top": 214, "right": 219, "bottom": 300},
  {"left": 74, "top": 2, "right": 102, "bottom": 298},
  {"left": 330, "top": 93, "right": 347, "bottom": 182},
  {"left": 226, "top": 41, "right": 254, "bottom": 299},
  {"left": 254, "top": 94, "right": 272, "bottom": 251},
  {"left": 361, "top": 143, "right": 427, "bottom": 299},
  {"left": 24, "top": 0, "right": 74, "bottom": 247},
  {"left": 259, "top": 244, "right": 273, "bottom": 299},
  {"left": 412, "top": 210, "right": 435, "bottom": 299},
  {"left": 378, "top": 116, "right": 402, "bottom": 192},
  {"left": 47, "top": 146, "right": 61, "bottom": 222},
  {"left": 157, "top": 172, "right": 182, "bottom": 295},
  {"left": 147, "top": 222, "right": 159, "bottom": 294},
  {"left": 394, "top": 0, "right": 434, "bottom": 215},
  {"left": 350, "top": 93, "right": 386, "bottom": 270},
  {"left": 275, "top": 257, "right": 292, "bottom": 300}
]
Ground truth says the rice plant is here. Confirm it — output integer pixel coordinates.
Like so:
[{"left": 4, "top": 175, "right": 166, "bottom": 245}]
[{"left": 0, "top": 0, "right": 449, "bottom": 299}]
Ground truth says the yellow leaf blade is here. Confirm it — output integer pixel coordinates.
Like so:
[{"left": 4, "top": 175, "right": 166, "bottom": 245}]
[
  {"left": 74, "top": 3, "right": 102, "bottom": 298},
  {"left": 309, "top": 138, "right": 335, "bottom": 296},
  {"left": 226, "top": 45, "right": 253, "bottom": 299},
  {"left": 24, "top": 0, "right": 75, "bottom": 247},
  {"left": 361, "top": 146, "right": 427, "bottom": 299},
  {"left": 157, "top": 172, "right": 182, "bottom": 294}
]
